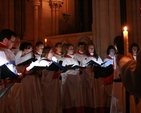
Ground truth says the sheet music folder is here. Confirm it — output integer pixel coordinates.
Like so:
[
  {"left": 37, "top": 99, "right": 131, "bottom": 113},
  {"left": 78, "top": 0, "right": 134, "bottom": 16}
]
[
  {"left": 17, "top": 58, "right": 34, "bottom": 66},
  {"left": 62, "top": 65, "right": 85, "bottom": 73},
  {"left": 0, "top": 61, "right": 18, "bottom": 79},
  {"left": 85, "top": 60, "right": 101, "bottom": 67},
  {"left": 31, "top": 61, "right": 64, "bottom": 72},
  {"left": 86, "top": 60, "right": 107, "bottom": 67},
  {"left": 85, "top": 60, "right": 113, "bottom": 78},
  {"left": 94, "top": 65, "right": 113, "bottom": 78},
  {"left": 31, "top": 62, "right": 84, "bottom": 72},
  {"left": 46, "top": 62, "right": 64, "bottom": 71}
]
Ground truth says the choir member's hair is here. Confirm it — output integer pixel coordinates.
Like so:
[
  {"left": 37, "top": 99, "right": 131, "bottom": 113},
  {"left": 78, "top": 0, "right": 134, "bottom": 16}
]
[
  {"left": 0, "top": 33, "right": 5, "bottom": 42},
  {"left": 106, "top": 45, "right": 116, "bottom": 55},
  {"left": 35, "top": 41, "right": 44, "bottom": 47},
  {"left": 55, "top": 42, "right": 62, "bottom": 47},
  {"left": 86, "top": 43, "right": 99, "bottom": 60},
  {"left": 62, "top": 43, "right": 67, "bottom": 56},
  {"left": 41, "top": 46, "right": 52, "bottom": 57},
  {"left": 113, "top": 36, "right": 124, "bottom": 55},
  {"left": 76, "top": 41, "right": 86, "bottom": 52},
  {"left": 129, "top": 43, "right": 140, "bottom": 54},
  {"left": 64, "top": 43, "right": 74, "bottom": 56},
  {"left": 19, "top": 42, "right": 33, "bottom": 51},
  {"left": 0, "top": 29, "right": 16, "bottom": 41},
  {"left": 78, "top": 42, "right": 86, "bottom": 47}
]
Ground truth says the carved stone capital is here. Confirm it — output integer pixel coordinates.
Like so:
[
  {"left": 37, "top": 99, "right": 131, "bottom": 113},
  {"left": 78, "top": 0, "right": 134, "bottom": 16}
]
[
  {"left": 49, "top": 0, "right": 63, "bottom": 9},
  {"left": 31, "top": 0, "right": 40, "bottom": 6}
]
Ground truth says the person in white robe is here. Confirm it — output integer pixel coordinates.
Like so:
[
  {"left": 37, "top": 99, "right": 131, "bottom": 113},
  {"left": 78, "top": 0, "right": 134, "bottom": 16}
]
[
  {"left": 15, "top": 42, "right": 43, "bottom": 113},
  {"left": 81, "top": 43, "right": 108, "bottom": 112},
  {"left": 102, "top": 45, "right": 116, "bottom": 111},
  {"left": 0, "top": 29, "right": 21, "bottom": 113},
  {"left": 34, "top": 41, "right": 44, "bottom": 60},
  {"left": 15, "top": 42, "right": 33, "bottom": 66},
  {"left": 61, "top": 44, "right": 83, "bottom": 110},
  {"left": 74, "top": 42, "right": 87, "bottom": 66},
  {"left": 54, "top": 42, "right": 64, "bottom": 64},
  {"left": 31, "top": 46, "right": 62, "bottom": 113}
]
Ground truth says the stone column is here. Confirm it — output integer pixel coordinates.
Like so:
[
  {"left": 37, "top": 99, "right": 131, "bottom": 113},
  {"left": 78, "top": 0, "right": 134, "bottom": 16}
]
[
  {"left": 49, "top": 0, "right": 63, "bottom": 35},
  {"left": 32, "top": 0, "right": 40, "bottom": 44},
  {"left": 92, "top": 0, "right": 121, "bottom": 59}
]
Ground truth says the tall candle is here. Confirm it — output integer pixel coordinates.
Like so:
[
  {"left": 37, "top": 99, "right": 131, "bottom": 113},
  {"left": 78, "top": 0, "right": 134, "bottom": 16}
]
[
  {"left": 44, "top": 38, "right": 47, "bottom": 46},
  {"left": 123, "top": 26, "right": 128, "bottom": 56}
]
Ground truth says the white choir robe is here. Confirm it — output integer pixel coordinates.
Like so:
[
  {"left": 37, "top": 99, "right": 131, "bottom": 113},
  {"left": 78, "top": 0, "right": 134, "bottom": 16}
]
[
  {"left": 80, "top": 66, "right": 94, "bottom": 107},
  {"left": 15, "top": 51, "right": 33, "bottom": 65},
  {"left": 74, "top": 52, "right": 87, "bottom": 66},
  {"left": 61, "top": 70, "right": 83, "bottom": 109},
  {"left": 0, "top": 43, "right": 15, "bottom": 113},
  {"left": 27, "top": 58, "right": 62, "bottom": 113},
  {"left": 40, "top": 64, "right": 62, "bottom": 113},
  {"left": 11, "top": 48, "right": 19, "bottom": 55},
  {"left": 15, "top": 52, "right": 42, "bottom": 113},
  {"left": 54, "top": 52, "right": 64, "bottom": 64},
  {"left": 61, "top": 55, "right": 83, "bottom": 109},
  {"left": 82, "top": 56, "right": 110, "bottom": 110},
  {"left": 62, "top": 55, "right": 79, "bottom": 67},
  {"left": 0, "top": 44, "right": 15, "bottom": 66}
]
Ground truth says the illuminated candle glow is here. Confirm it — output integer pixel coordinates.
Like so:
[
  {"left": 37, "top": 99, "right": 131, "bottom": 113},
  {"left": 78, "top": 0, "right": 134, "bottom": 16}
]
[
  {"left": 123, "top": 26, "right": 128, "bottom": 56},
  {"left": 44, "top": 38, "right": 47, "bottom": 46}
]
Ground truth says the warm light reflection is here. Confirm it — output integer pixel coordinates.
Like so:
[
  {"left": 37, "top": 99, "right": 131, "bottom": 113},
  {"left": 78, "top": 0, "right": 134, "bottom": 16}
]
[
  {"left": 45, "top": 39, "right": 47, "bottom": 42},
  {"left": 44, "top": 38, "right": 47, "bottom": 46}
]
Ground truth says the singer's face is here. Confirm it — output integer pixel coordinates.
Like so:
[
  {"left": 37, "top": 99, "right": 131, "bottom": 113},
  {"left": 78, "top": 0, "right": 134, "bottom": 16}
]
[
  {"left": 109, "top": 49, "right": 115, "bottom": 56},
  {"left": 67, "top": 45, "right": 74, "bottom": 55},
  {"left": 56, "top": 44, "right": 62, "bottom": 53},
  {"left": 47, "top": 49, "right": 54, "bottom": 60},
  {"left": 36, "top": 44, "right": 44, "bottom": 54},
  {"left": 132, "top": 46, "right": 138, "bottom": 55},
  {"left": 78, "top": 45, "right": 85, "bottom": 52},
  {"left": 88, "top": 45, "right": 94, "bottom": 53}
]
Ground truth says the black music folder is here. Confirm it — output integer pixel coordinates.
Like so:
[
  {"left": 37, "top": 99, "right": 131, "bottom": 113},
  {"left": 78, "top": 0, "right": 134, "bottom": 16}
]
[
  {"left": 85, "top": 60, "right": 101, "bottom": 67},
  {"left": 62, "top": 65, "right": 85, "bottom": 73},
  {"left": 17, "top": 58, "right": 34, "bottom": 66},
  {"left": 31, "top": 61, "right": 64, "bottom": 72},
  {"left": 85, "top": 60, "right": 107, "bottom": 67},
  {"left": 0, "top": 61, "right": 18, "bottom": 79},
  {"left": 94, "top": 64, "right": 113, "bottom": 79},
  {"left": 46, "top": 61, "right": 64, "bottom": 71}
]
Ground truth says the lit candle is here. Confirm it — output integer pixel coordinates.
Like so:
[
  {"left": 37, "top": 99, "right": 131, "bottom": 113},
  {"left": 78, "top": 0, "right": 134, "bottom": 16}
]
[
  {"left": 123, "top": 26, "right": 128, "bottom": 56},
  {"left": 44, "top": 38, "right": 47, "bottom": 46}
]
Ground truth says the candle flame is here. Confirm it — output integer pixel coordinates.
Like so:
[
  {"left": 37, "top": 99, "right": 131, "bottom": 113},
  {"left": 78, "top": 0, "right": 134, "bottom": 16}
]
[{"left": 124, "top": 26, "right": 127, "bottom": 31}]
